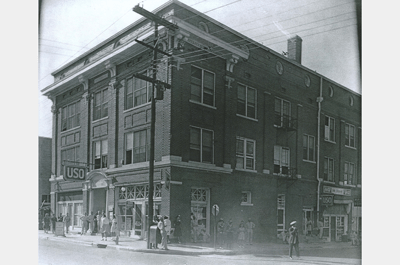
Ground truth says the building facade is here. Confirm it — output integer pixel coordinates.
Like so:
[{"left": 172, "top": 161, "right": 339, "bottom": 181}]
[
  {"left": 38, "top": 136, "right": 52, "bottom": 228},
  {"left": 42, "top": 0, "right": 361, "bottom": 242}
]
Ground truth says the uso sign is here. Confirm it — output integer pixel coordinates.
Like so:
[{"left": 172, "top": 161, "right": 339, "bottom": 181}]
[{"left": 63, "top": 165, "right": 87, "bottom": 182}]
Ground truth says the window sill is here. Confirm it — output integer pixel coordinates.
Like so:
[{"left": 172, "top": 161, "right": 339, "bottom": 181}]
[
  {"left": 189, "top": 100, "right": 216, "bottom": 110},
  {"left": 324, "top": 139, "right": 336, "bottom": 144},
  {"left": 235, "top": 168, "right": 257, "bottom": 173},
  {"left": 92, "top": 116, "right": 108, "bottom": 124},
  {"left": 240, "top": 203, "right": 253, "bottom": 206},
  {"left": 344, "top": 184, "right": 356, "bottom": 188},
  {"left": 303, "top": 160, "right": 316, "bottom": 164},
  {"left": 345, "top": 145, "right": 357, "bottom": 150},
  {"left": 60, "top": 126, "right": 81, "bottom": 135},
  {"left": 123, "top": 102, "right": 151, "bottom": 114},
  {"left": 236, "top": 114, "right": 258, "bottom": 122},
  {"left": 323, "top": 181, "right": 336, "bottom": 185}
]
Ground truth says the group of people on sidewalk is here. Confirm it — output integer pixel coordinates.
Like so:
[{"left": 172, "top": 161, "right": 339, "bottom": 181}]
[
  {"left": 150, "top": 215, "right": 173, "bottom": 250},
  {"left": 215, "top": 218, "right": 255, "bottom": 249}
]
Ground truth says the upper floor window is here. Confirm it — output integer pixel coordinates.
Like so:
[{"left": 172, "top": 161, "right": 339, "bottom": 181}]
[
  {"left": 344, "top": 161, "right": 355, "bottom": 185},
  {"left": 236, "top": 137, "right": 255, "bottom": 170},
  {"left": 241, "top": 191, "right": 252, "bottom": 205},
  {"left": 274, "top": 146, "right": 290, "bottom": 175},
  {"left": 190, "top": 66, "right": 215, "bottom": 106},
  {"left": 61, "top": 100, "right": 80, "bottom": 132},
  {"left": 324, "top": 157, "right": 334, "bottom": 182},
  {"left": 345, "top": 123, "right": 356, "bottom": 148},
  {"left": 237, "top": 84, "right": 256, "bottom": 119},
  {"left": 93, "top": 139, "right": 108, "bottom": 169},
  {"left": 60, "top": 146, "right": 80, "bottom": 174},
  {"left": 190, "top": 127, "right": 214, "bottom": 163},
  {"left": 125, "top": 71, "right": 151, "bottom": 110},
  {"left": 274, "top": 98, "right": 291, "bottom": 127},
  {"left": 324, "top": 116, "right": 335, "bottom": 142},
  {"left": 125, "top": 129, "right": 150, "bottom": 164},
  {"left": 303, "top": 134, "right": 315, "bottom": 162},
  {"left": 93, "top": 89, "right": 108, "bottom": 121}
]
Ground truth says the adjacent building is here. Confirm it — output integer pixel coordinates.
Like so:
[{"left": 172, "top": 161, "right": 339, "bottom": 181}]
[
  {"left": 38, "top": 136, "right": 52, "bottom": 228},
  {"left": 41, "top": 0, "right": 361, "bottom": 242}
]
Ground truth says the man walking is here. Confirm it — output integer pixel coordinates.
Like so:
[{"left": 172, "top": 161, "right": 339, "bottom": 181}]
[
  {"left": 245, "top": 218, "right": 255, "bottom": 245},
  {"left": 288, "top": 221, "right": 300, "bottom": 259}
]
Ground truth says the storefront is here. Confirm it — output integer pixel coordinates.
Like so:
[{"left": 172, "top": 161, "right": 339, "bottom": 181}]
[
  {"left": 57, "top": 190, "right": 83, "bottom": 229},
  {"left": 190, "top": 187, "right": 210, "bottom": 241}
]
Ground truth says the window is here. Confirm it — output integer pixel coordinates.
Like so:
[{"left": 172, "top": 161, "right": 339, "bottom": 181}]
[
  {"left": 345, "top": 123, "right": 356, "bottom": 148},
  {"left": 61, "top": 146, "right": 80, "bottom": 174},
  {"left": 190, "top": 66, "right": 215, "bottom": 106},
  {"left": 324, "top": 157, "right": 334, "bottom": 182},
  {"left": 274, "top": 146, "right": 290, "bottom": 174},
  {"left": 61, "top": 101, "right": 81, "bottom": 131},
  {"left": 274, "top": 98, "right": 291, "bottom": 127},
  {"left": 324, "top": 116, "right": 335, "bottom": 142},
  {"left": 344, "top": 162, "right": 355, "bottom": 185},
  {"left": 190, "top": 127, "right": 214, "bottom": 163},
  {"left": 303, "top": 134, "right": 315, "bottom": 162},
  {"left": 93, "top": 89, "right": 108, "bottom": 120},
  {"left": 93, "top": 139, "right": 108, "bottom": 169},
  {"left": 125, "top": 129, "right": 150, "bottom": 164},
  {"left": 277, "top": 194, "right": 285, "bottom": 234},
  {"left": 41, "top": 195, "right": 50, "bottom": 203},
  {"left": 125, "top": 71, "right": 151, "bottom": 110},
  {"left": 241, "top": 191, "right": 252, "bottom": 205},
  {"left": 236, "top": 137, "right": 256, "bottom": 170},
  {"left": 237, "top": 84, "right": 257, "bottom": 119}
]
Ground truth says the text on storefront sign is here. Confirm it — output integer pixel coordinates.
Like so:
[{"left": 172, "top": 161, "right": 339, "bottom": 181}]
[
  {"left": 323, "top": 186, "right": 351, "bottom": 196},
  {"left": 63, "top": 165, "right": 87, "bottom": 181}
]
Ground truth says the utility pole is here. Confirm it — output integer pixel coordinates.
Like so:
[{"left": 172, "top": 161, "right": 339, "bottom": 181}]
[{"left": 132, "top": 4, "right": 178, "bottom": 249}]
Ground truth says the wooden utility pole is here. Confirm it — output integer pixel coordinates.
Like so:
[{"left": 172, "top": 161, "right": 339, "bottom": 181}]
[{"left": 132, "top": 4, "right": 178, "bottom": 249}]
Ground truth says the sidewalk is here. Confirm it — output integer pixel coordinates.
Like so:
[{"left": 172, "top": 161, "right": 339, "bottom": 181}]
[{"left": 38, "top": 230, "right": 359, "bottom": 256}]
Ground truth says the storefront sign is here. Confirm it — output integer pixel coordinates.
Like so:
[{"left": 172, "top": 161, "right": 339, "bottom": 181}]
[
  {"left": 63, "top": 165, "right": 87, "bottom": 181},
  {"left": 321, "top": 195, "right": 334, "bottom": 206},
  {"left": 323, "top": 186, "right": 351, "bottom": 196}
]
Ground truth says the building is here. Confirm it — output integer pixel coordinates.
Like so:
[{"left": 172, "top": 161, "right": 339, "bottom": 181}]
[
  {"left": 38, "top": 136, "right": 52, "bottom": 228},
  {"left": 41, "top": 0, "right": 361, "bottom": 242}
]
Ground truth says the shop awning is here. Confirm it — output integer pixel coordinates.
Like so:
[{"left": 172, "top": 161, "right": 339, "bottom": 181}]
[{"left": 323, "top": 205, "right": 347, "bottom": 215}]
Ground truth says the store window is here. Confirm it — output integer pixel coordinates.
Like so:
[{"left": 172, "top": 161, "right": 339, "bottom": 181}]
[
  {"left": 61, "top": 100, "right": 81, "bottom": 132},
  {"left": 236, "top": 137, "right": 255, "bottom": 170},
  {"left": 93, "top": 139, "right": 108, "bottom": 169},
  {"left": 125, "top": 129, "right": 150, "bottom": 164},
  {"left": 303, "top": 134, "right": 315, "bottom": 162},
  {"left": 274, "top": 146, "right": 290, "bottom": 175},
  {"left": 93, "top": 89, "right": 108, "bottom": 121},
  {"left": 189, "top": 127, "right": 214, "bottom": 163},
  {"left": 237, "top": 84, "right": 257, "bottom": 119},
  {"left": 190, "top": 66, "right": 215, "bottom": 106},
  {"left": 345, "top": 123, "right": 356, "bottom": 148}
]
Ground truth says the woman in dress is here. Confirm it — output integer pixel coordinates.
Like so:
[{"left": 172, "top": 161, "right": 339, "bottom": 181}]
[
  {"left": 174, "top": 215, "right": 182, "bottom": 244},
  {"left": 110, "top": 214, "right": 120, "bottom": 244},
  {"left": 237, "top": 221, "right": 245, "bottom": 248}
]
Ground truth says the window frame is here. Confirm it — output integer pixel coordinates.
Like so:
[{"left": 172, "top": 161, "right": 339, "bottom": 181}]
[
  {"left": 344, "top": 161, "right": 355, "bottom": 185},
  {"left": 93, "top": 139, "right": 108, "bottom": 169},
  {"left": 323, "top": 157, "right": 334, "bottom": 182},
  {"left": 61, "top": 100, "right": 81, "bottom": 132},
  {"left": 345, "top": 123, "right": 356, "bottom": 148},
  {"left": 303, "top": 134, "right": 315, "bottom": 162},
  {"left": 235, "top": 137, "right": 256, "bottom": 171},
  {"left": 93, "top": 89, "right": 109, "bottom": 121},
  {"left": 60, "top": 145, "right": 81, "bottom": 175},
  {"left": 237, "top": 83, "right": 257, "bottom": 119},
  {"left": 124, "top": 129, "right": 150, "bottom": 165},
  {"left": 274, "top": 145, "right": 290, "bottom": 175},
  {"left": 189, "top": 126, "right": 214, "bottom": 164},
  {"left": 190, "top": 66, "right": 215, "bottom": 107},
  {"left": 241, "top": 191, "right": 253, "bottom": 206},
  {"left": 274, "top": 97, "right": 291, "bottom": 127},
  {"left": 324, "top": 115, "right": 335, "bottom": 142},
  {"left": 125, "top": 70, "right": 151, "bottom": 110}
]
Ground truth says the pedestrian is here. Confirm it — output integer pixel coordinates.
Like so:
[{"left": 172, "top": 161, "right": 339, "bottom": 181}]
[
  {"left": 217, "top": 218, "right": 225, "bottom": 248},
  {"left": 225, "top": 219, "right": 234, "bottom": 249},
  {"left": 43, "top": 213, "right": 51, "bottom": 234},
  {"left": 57, "top": 213, "right": 63, "bottom": 222},
  {"left": 63, "top": 213, "right": 71, "bottom": 234},
  {"left": 96, "top": 211, "right": 101, "bottom": 235},
  {"left": 190, "top": 213, "right": 198, "bottom": 243},
  {"left": 50, "top": 213, "right": 57, "bottom": 234},
  {"left": 238, "top": 221, "right": 245, "bottom": 248},
  {"left": 245, "top": 218, "right": 255, "bottom": 245},
  {"left": 174, "top": 215, "right": 182, "bottom": 244},
  {"left": 306, "top": 218, "right": 312, "bottom": 236},
  {"left": 164, "top": 215, "right": 171, "bottom": 243},
  {"left": 101, "top": 213, "right": 110, "bottom": 241},
  {"left": 317, "top": 218, "right": 324, "bottom": 239},
  {"left": 158, "top": 216, "right": 169, "bottom": 250},
  {"left": 351, "top": 231, "right": 359, "bottom": 246},
  {"left": 288, "top": 221, "right": 300, "bottom": 259},
  {"left": 111, "top": 214, "right": 120, "bottom": 245},
  {"left": 87, "top": 211, "right": 94, "bottom": 235},
  {"left": 80, "top": 212, "right": 88, "bottom": 235}
]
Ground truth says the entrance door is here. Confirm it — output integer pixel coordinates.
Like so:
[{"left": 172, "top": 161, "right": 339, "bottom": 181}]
[
  {"left": 302, "top": 208, "right": 313, "bottom": 235},
  {"left": 92, "top": 189, "right": 106, "bottom": 214},
  {"left": 330, "top": 216, "right": 336, "bottom": 241}
]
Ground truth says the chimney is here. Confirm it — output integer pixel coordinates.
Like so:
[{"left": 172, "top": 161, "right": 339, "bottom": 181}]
[{"left": 287, "top": 35, "right": 302, "bottom": 64}]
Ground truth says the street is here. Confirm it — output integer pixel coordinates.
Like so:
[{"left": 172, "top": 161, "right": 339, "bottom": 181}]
[{"left": 39, "top": 238, "right": 361, "bottom": 265}]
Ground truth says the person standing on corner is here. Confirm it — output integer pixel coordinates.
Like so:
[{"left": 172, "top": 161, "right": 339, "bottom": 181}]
[
  {"left": 164, "top": 215, "right": 171, "bottom": 244},
  {"left": 158, "top": 216, "right": 169, "bottom": 250},
  {"left": 217, "top": 218, "right": 225, "bottom": 248},
  {"left": 63, "top": 213, "right": 71, "bottom": 234},
  {"left": 80, "top": 212, "right": 88, "bottom": 235},
  {"left": 237, "top": 221, "right": 245, "bottom": 248},
  {"left": 101, "top": 213, "right": 110, "bottom": 241},
  {"left": 110, "top": 214, "right": 120, "bottom": 245},
  {"left": 225, "top": 219, "right": 234, "bottom": 249},
  {"left": 190, "top": 213, "right": 198, "bottom": 243},
  {"left": 288, "top": 221, "right": 300, "bottom": 259},
  {"left": 51, "top": 213, "right": 57, "bottom": 234},
  {"left": 245, "top": 218, "right": 255, "bottom": 245},
  {"left": 43, "top": 213, "right": 51, "bottom": 234},
  {"left": 317, "top": 218, "right": 324, "bottom": 239},
  {"left": 174, "top": 215, "right": 182, "bottom": 244}
]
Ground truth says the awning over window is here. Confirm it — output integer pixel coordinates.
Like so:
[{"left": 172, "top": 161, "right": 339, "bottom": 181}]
[{"left": 323, "top": 205, "right": 347, "bottom": 215}]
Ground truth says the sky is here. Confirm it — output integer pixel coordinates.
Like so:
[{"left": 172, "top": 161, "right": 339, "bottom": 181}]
[{"left": 38, "top": 0, "right": 361, "bottom": 138}]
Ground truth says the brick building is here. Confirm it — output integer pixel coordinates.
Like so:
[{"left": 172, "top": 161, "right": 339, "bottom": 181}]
[{"left": 41, "top": 0, "right": 361, "bottom": 242}]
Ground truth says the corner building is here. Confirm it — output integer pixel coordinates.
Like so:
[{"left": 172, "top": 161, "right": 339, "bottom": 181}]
[{"left": 42, "top": 0, "right": 361, "bottom": 243}]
